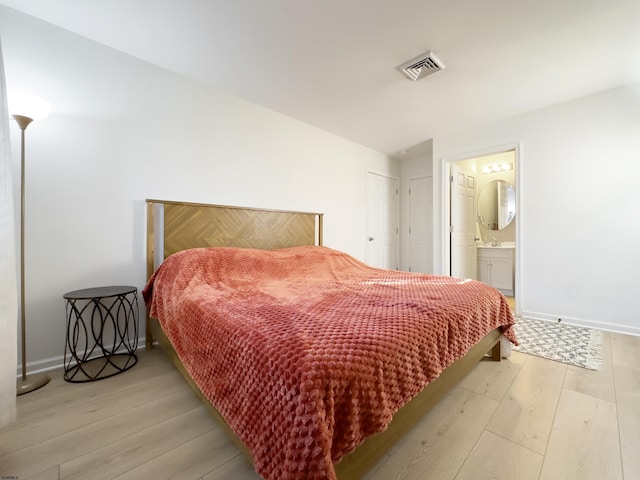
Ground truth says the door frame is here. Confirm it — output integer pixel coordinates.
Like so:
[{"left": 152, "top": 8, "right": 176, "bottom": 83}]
[{"left": 440, "top": 142, "right": 522, "bottom": 312}]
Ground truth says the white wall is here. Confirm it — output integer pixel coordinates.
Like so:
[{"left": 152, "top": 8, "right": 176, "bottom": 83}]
[
  {"left": 0, "top": 7, "right": 398, "bottom": 372},
  {"left": 433, "top": 84, "right": 640, "bottom": 335}
]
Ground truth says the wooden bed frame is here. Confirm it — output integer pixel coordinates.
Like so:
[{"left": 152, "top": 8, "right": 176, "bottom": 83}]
[{"left": 144, "top": 198, "right": 502, "bottom": 479}]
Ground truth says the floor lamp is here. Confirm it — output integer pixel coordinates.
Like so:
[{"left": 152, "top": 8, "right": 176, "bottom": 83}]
[{"left": 8, "top": 91, "right": 52, "bottom": 395}]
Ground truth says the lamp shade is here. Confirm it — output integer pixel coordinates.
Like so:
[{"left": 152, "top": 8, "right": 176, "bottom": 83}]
[{"left": 8, "top": 90, "right": 51, "bottom": 121}]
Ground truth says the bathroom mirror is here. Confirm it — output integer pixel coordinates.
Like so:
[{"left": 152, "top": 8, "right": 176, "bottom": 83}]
[{"left": 477, "top": 180, "right": 515, "bottom": 230}]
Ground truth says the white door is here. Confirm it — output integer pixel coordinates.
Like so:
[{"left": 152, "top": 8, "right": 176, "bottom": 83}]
[
  {"left": 366, "top": 172, "right": 399, "bottom": 269},
  {"left": 408, "top": 176, "right": 433, "bottom": 273},
  {"left": 450, "top": 164, "right": 477, "bottom": 279}
]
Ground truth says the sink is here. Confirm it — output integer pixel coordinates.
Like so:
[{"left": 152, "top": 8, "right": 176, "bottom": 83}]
[{"left": 478, "top": 242, "right": 515, "bottom": 249}]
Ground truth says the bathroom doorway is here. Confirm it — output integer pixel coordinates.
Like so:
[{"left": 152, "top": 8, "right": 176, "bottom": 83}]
[{"left": 445, "top": 146, "right": 520, "bottom": 313}]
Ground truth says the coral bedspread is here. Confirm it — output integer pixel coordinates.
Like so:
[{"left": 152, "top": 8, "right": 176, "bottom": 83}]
[{"left": 143, "top": 246, "right": 516, "bottom": 480}]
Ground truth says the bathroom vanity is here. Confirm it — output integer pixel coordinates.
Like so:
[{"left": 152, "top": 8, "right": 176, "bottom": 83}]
[{"left": 477, "top": 245, "right": 514, "bottom": 296}]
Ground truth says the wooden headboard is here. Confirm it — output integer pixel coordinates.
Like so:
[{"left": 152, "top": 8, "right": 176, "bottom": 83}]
[{"left": 145, "top": 198, "right": 324, "bottom": 278}]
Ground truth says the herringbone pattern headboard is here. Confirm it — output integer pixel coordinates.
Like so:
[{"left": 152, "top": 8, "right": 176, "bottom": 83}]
[{"left": 146, "top": 199, "right": 323, "bottom": 278}]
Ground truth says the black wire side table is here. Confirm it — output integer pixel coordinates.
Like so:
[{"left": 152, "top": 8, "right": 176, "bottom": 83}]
[{"left": 63, "top": 285, "right": 139, "bottom": 382}]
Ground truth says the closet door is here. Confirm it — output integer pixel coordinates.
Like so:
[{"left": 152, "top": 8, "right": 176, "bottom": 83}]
[
  {"left": 366, "top": 171, "right": 399, "bottom": 270},
  {"left": 408, "top": 176, "right": 433, "bottom": 272}
]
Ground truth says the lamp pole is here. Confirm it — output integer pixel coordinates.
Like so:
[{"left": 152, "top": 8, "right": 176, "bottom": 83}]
[{"left": 13, "top": 114, "right": 50, "bottom": 395}]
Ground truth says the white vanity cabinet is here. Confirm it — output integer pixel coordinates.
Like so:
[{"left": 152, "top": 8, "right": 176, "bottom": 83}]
[{"left": 477, "top": 247, "right": 514, "bottom": 296}]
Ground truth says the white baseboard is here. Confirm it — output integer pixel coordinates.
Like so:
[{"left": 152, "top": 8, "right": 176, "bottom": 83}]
[
  {"left": 521, "top": 311, "right": 640, "bottom": 337},
  {"left": 16, "top": 336, "right": 147, "bottom": 378}
]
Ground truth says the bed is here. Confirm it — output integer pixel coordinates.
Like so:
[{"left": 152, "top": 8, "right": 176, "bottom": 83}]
[{"left": 143, "top": 199, "right": 517, "bottom": 480}]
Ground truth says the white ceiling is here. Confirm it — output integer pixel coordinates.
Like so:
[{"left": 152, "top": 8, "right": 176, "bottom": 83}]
[{"left": 1, "top": 0, "right": 639, "bottom": 156}]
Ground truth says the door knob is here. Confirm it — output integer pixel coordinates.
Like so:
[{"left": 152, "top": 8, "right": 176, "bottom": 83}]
[{"left": 368, "top": 236, "right": 374, "bottom": 241}]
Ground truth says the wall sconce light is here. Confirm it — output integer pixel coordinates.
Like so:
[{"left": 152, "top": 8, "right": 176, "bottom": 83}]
[
  {"left": 8, "top": 90, "right": 52, "bottom": 395},
  {"left": 481, "top": 163, "right": 512, "bottom": 174}
]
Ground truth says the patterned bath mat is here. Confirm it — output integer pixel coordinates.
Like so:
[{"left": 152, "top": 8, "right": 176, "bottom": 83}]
[{"left": 512, "top": 317, "right": 602, "bottom": 370}]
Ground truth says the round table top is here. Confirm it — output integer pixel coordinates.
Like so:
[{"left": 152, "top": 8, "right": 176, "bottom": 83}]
[{"left": 63, "top": 285, "right": 137, "bottom": 300}]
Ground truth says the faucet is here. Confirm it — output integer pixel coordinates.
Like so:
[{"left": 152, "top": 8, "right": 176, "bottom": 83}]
[{"left": 491, "top": 237, "right": 501, "bottom": 247}]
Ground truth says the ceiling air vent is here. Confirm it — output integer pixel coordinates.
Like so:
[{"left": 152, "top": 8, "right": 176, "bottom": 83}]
[{"left": 399, "top": 51, "right": 446, "bottom": 81}]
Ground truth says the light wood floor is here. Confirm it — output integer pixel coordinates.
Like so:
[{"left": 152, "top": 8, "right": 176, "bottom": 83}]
[{"left": 1, "top": 331, "right": 638, "bottom": 480}]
